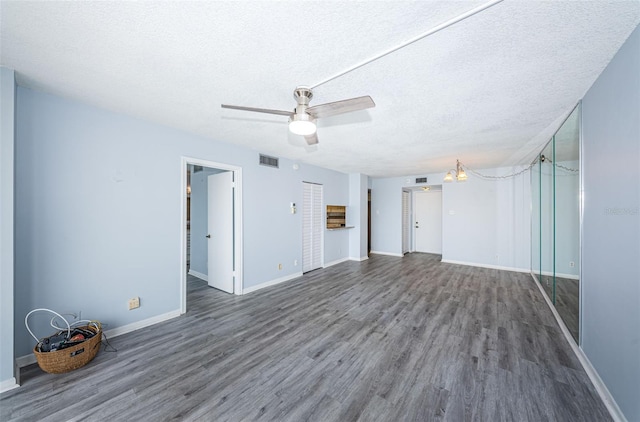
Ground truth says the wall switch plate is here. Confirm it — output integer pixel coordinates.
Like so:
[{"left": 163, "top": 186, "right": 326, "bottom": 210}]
[
  {"left": 278, "top": 263, "right": 282, "bottom": 270},
  {"left": 128, "top": 297, "right": 140, "bottom": 310}
]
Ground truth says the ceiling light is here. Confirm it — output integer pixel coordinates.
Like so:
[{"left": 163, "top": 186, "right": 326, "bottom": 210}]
[
  {"left": 443, "top": 159, "right": 467, "bottom": 182},
  {"left": 443, "top": 172, "right": 454, "bottom": 183},
  {"left": 421, "top": 186, "right": 431, "bottom": 191},
  {"left": 456, "top": 166, "right": 467, "bottom": 182},
  {"left": 289, "top": 113, "right": 316, "bottom": 136}
]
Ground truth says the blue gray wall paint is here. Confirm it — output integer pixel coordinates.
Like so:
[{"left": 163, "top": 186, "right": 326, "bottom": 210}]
[
  {"left": 0, "top": 67, "right": 16, "bottom": 387},
  {"left": 13, "top": 86, "right": 352, "bottom": 358},
  {"left": 582, "top": 25, "right": 640, "bottom": 421},
  {"left": 371, "top": 169, "right": 530, "bottom": 271},
  {"left": 348, "top": 173, "right": 368, "bottom": 260}
]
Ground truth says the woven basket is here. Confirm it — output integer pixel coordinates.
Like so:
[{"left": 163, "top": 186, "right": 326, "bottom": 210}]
[{"left": 33, "top": 325, "right": 102, "bottom": 374}]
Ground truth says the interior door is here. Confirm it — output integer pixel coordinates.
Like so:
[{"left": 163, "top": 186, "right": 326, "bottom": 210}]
[
  {"left": 207, "top": 172, "right": 234, "bottom": 293},
  {"left": 414, "top": 190, "right": 443, "bottom": 254}
]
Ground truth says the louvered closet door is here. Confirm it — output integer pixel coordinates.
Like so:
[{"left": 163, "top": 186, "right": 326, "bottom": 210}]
[{"left": 303, "top": 182, "right": 323, "bottom": 273}]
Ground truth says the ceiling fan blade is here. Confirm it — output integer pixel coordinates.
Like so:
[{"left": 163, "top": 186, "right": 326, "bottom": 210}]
[
  {"left": 221, "top": 104, "right": 293, "bottom": 117},
  {"left": 307, "top": 96, "right": 375, "bottom": 119},
  {"left": 304, "top": 133, "right": 319, "bottom": 145}
]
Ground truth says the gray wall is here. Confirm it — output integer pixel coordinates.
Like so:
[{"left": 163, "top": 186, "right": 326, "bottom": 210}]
[
  {"left": 0, "top": 68, "right": 16, "bottom": 388},
  {"left": 348, "top": 173, "right": 368, "bottom": 260},
  {"left": 582, "top": 25, "right": 640, "bottom": 421},
  {"left": 13, "top": 86, "right": 353, "bottom": 358}
]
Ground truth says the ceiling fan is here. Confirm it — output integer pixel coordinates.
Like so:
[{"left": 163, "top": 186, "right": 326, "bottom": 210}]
[{"left": 221, "top": 87, "right": 375, "bottom": 145}]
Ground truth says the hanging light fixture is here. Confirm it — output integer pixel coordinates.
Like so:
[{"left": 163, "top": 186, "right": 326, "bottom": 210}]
[
  {"left": 456, "top": 160, "right": 467, "bottom": 181},
  {"left": 443, "top": 160, "right": 467, "bottom": 182}
]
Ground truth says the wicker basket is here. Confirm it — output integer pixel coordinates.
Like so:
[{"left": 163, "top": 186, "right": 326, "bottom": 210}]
[{"left": 33, "top": 325, "right": 102, "bottom": 374}]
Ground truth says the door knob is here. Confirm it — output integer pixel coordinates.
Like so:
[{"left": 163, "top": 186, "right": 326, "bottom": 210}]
[{"left": 206, "top": 234, "right": 211, "bottom": 238}]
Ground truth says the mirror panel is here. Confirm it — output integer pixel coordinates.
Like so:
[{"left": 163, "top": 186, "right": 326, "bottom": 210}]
[
  {"left": 540, "top": 140, "right": 555, "bottom": 302},
  {"left": 553, "top": 105, "right": 580, "bottom": 342},
  {"left": 531, "top": 103, "right": 581, "bottom": 343}
]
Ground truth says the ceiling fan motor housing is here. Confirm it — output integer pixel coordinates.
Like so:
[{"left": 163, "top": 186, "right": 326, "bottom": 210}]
[{"left": 293, "top": 86, "right": 313, "bottom": 105}]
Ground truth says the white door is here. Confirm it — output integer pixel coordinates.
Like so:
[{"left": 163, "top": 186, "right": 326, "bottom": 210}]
[
  {"left": 415, "top": 190, "right": 442, "bottom": 254},
  {"left": 302, "top": 182, "right": 323, "bottom": 273},
  {"left": 207, "top": 172, "right": 234, "bottom": 293},
  {"left": 402, "top": 190, "right": 411, "bottom": 254}
]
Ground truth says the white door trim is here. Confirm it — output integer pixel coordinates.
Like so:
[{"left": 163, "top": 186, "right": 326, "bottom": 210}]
[{"left": 180, "top": 157, "right": 243, "bottom": 315}]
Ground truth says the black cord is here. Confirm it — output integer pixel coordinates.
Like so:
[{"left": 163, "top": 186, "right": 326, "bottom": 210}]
[{"left": 101, "top": 331, "right": 118, "bottom": 353}]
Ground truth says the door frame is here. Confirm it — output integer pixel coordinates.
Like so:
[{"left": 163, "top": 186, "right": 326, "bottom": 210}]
[{"left": 180, "top": 156, "right": 243, "bottom": 314}]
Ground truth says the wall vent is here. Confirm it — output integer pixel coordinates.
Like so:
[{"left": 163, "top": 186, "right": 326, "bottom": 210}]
[
  {"left": 259, "top": 154, "right": 279, "bottom": 168},
  {"left": 415, "top": 177, "right": 427, "bottom": 184}
]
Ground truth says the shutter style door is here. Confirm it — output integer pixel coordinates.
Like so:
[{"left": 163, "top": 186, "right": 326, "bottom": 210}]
[
  {"left": 302, "top": 182, "right": 323, "bottom": 273},
  {"left": 311, "top": 184, "right": 323, "bottom": 270},
  {"left": 402, "top": 190, "right": 411, "bottom": 254}
]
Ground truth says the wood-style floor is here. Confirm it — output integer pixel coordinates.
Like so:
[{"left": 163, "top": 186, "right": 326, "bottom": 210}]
[{"left": 1, "top": 253, "right": 610, "bottom": 421}]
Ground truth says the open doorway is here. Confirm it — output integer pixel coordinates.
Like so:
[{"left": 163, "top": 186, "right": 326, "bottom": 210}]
[{"left": 180, "top": 157, "right": 243, "bottom": 314}]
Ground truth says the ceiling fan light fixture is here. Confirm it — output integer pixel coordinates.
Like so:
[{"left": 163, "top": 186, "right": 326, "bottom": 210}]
[{"left": 289, "top": 113, "right": 316, "bottom": 136}]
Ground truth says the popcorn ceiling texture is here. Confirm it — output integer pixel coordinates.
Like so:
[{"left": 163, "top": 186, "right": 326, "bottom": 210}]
[{"left": 1, "top": 1, "right": 638, "bottom": 177}]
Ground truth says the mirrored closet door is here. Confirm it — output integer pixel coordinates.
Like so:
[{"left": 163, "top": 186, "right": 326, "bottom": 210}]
[{"left": 531, "top": 104, "right": 581, "bottom": 343}]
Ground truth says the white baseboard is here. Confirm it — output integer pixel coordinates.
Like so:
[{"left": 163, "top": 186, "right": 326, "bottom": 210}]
[
  {"left": 188, "top": 269, "right": 208, "bottom": 282},
  {"left": 369, "top": 250, "right": 404, "bottom": 258},
  {"left": 103, "top": 310, "right": 181, "bottom": 338},
  {"left": 530, "top": 273, "right": 625, "bottom": 422},
  {"left": 243, "top": 272, "right": 303, "bottom": 295},
  {"left": 441, "top": 259, "right": 529, "bottom": 274},
  {"left": 15, "top": 309, "right": 182, "bottom": 370},
  {"left": 539, "top": 269, "right": 579, "bottom": 280},
  {"left": 324, "top": 257, "right": 350, "bottom": 268},
  {"left": 15, "top": 354, "right": 36, "bottom": 369},
  {"left": 349, "top": 256, "right": 369, "bottom": 262},
  {"left": 0, "top": 377, "right": 19, "bottom": 394}
]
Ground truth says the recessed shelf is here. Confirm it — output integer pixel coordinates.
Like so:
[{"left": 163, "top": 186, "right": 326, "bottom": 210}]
[{"left": 326, "top": 205, "right": 346, "bottom": 229}]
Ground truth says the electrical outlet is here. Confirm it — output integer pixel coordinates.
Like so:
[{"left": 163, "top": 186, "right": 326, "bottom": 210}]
[
  {"left": 278, "top": 263, "right": 283, "bottom": 270},
  {"left": 569, "top": 261, "right": 575, "bottom": 268},
  {"left": 128, "top": 297, "right": 140, "bottom": 310}
]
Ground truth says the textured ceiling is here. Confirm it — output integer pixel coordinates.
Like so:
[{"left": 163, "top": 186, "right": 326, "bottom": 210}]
[{"left": 1, "top": 1, "right": 638, "bottom": 177}]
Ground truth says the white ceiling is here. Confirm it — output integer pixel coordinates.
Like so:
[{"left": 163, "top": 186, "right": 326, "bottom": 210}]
[{"left": 1, "top": 1, "right": 638, "bottom": 177}]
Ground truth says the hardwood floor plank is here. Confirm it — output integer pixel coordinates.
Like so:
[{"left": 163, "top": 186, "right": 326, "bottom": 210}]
[{"left": 1, "top": 253, "right": 611, "bottom": 421}]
